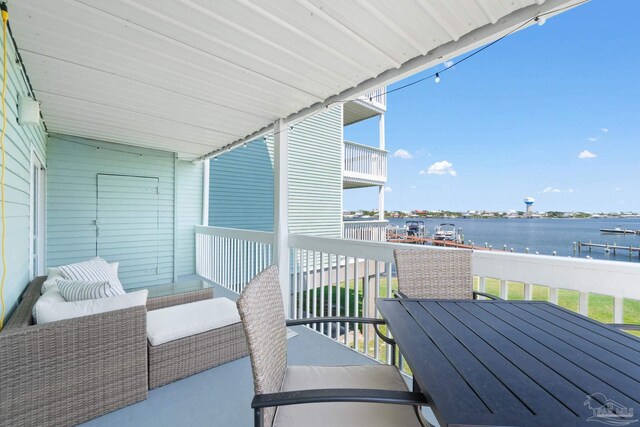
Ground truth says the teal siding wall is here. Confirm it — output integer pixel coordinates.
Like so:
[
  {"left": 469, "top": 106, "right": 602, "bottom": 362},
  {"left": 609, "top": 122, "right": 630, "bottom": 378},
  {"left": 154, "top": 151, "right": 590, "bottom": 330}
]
[
  {"left": 0, "top": 35, "right": 48, "bottom": 324},
  {"left": 209, "top": 106, "right": 342, "bottom": 237},
  {"left": 176, "top": 160, "right": 203, "bottom": 276},
  {"left": 287, "top": 105, "right": 343, "bottom": 237},
  {"left": 47, "top": 135, "right": 202, "bottom": 288},
  {"left": 209, "top": 140, "right": 274, "bottom": 232}
]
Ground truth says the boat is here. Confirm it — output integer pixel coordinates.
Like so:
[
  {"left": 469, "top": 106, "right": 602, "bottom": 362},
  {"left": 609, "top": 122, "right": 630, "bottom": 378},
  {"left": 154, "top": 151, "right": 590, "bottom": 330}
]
[
  {"left": 434, "top": 223, "right": 463, "bottom": 243},
  {"left": 600, "top": 226, "right": 638, "bottom": 235},
  {"left": 405, "top": 220, "right": 426, "bottom": 237}
]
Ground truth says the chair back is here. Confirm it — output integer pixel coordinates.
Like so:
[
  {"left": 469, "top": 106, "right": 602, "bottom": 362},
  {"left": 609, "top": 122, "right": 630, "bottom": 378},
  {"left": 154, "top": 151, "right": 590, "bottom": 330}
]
[
  {"left": 237, "top": 265, "right": 287, "bottom": 427},
  {"left": 393, "top": 248, "right": 473, "bottom": 299}
]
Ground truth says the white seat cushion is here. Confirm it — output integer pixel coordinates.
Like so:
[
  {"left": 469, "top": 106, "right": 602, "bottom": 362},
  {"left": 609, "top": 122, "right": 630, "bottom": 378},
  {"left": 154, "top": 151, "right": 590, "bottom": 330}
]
[
  {"left": 146, "top": 297, "right": 241, "bottom": 346},
  {"left": 274, "top": 365, "right": 422, "bottom": 427},
  {"left": 34, "top": 290, "right": 148, "bottom": 324}
]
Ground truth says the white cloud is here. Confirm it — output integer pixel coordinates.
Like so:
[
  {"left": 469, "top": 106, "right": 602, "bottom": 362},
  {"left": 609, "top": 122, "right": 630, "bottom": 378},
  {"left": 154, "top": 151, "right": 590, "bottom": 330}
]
[
  {"left": 578, "top": 150, "right": 597, "bottom": 159},
  {"left": 410, "top": 185, "right": 417, "bottom": 189},
  {"left": 567, "top": 189, "right": 575, "bottom": 193},
  {"left": 587, "top": 137, "right": 598, "bottom": 142},
  {"left": 601, "top": 128, "right": 609, "bottom": 133},
  {"left": 426, "top": 160, "right": 457, "bottom": 176},
  {"left": 418, "top": 170, "right": 426, "bottom": 175},
  {"left": 384, "top": 186, "right": 392, "bottom": 192},
  {"left": 615, "top": 186, "right": 621, "bottom": 191},
  {"left": 542, "top": 187, "right": 561, "bottom": 193},
  {"left": 444, "top": 60, "right": 454, "bottom": 68},
  {"left": 392, "top": 149, "right": 413, "bottom": 159}
]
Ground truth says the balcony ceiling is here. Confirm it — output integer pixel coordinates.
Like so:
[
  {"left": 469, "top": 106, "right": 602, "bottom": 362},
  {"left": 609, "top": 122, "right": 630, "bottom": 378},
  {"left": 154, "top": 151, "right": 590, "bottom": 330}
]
[{"left": 9, "top": 0, "right": 584, "bottom": 160}]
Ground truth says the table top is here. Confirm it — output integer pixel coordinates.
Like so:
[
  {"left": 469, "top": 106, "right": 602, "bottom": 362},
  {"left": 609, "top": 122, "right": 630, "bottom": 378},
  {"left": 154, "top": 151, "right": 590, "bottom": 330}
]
[
  {"left": 376, "top": 298, "right": 640, "bottom": 427},
  {"left": 142, "top": 280, "right": 212, "bottom": 299}
]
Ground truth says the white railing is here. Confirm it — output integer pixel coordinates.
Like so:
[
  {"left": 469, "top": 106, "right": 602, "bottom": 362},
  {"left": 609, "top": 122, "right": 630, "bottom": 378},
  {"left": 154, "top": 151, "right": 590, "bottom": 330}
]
[
  {"left": 343, "top": 220, "right": 388, "bottom": 242},
  {"left": 196, "top": 227, "right": 640, "bottom": 366},
  {"left": 473, "top": 250, "right": 640, "bottom": 323},
  {"left": 360, "top": 87, "right": 386, "bottom": 109},
  {"left": 343, "top": 141, "right": 387, "bottom": 185},
  {"left": 195, "top": 225, "right": 273, "bottom": 293}
]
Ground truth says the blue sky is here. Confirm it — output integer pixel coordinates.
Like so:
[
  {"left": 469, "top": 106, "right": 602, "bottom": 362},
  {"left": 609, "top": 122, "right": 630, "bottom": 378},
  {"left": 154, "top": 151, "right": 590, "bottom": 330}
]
[{"left": 343, "top": 1, "right": 640, "bottom": 213}]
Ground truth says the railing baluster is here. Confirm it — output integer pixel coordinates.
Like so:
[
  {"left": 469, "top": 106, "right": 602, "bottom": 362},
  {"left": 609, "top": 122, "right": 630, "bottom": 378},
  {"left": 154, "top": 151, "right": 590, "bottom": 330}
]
[
  {"left": 292, "top": 247, "right": 298, "bottom": 320},
  {"left": 579, "top": 291, "right": 589, "bottom": 315},
  {"left": 500, "top": 280, "right": 508, "bottom": 300},
  {"left": 354, "top": 257, "right": 360, "bottom": 351},
  {"left": 614, "top": 296, "right": 623, "bottom": 324},
  {"left": 335, "top": 254, "right": 341, "bottom": 340},
  {"left": 524, "top": 283, "right": 532, "bottom": 301},
  {"left": 363, "top": 260, "right": 370, "bottom": 357},
  {"left": 374, "top": 261, "right": 380, "bottom": 361},
  {"left": 385, "top": 261, "right": 392, "bottom": 365},
  {"left": 549, "top": 287, "right": 558, "bottom": 304},
  {"left": 319, "top": 252, "right": 325, "bottom": 334},
  {"left": 344, "top": 256, "right": 350, "bottom": 346},
  {"left": 478, "top": 276, "right": 486, "bottom": 293}
]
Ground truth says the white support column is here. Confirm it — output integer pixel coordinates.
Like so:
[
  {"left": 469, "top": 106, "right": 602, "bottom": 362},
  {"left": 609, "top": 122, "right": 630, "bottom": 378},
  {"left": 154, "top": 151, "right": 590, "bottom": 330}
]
[
  {"left": 202, "top": 159, "right": 210, "bottom": 226},
  {"left": 378, "top": 113, "right": 385, "bottom": 221},
  {"left": 274, "top": 119, "right": 290, "bottom": 315}
]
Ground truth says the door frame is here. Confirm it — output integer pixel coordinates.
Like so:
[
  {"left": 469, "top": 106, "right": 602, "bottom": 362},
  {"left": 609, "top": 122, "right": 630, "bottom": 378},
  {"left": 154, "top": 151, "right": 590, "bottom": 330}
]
[{"left": 29, "top": 149, "right": 46, "bottom": 279}]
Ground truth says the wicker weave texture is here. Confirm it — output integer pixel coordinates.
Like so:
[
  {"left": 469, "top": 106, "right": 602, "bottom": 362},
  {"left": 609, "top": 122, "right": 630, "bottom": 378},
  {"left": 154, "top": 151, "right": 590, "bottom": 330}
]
[
  {"left": 146, "top": 288, "right": 213, "bottom": 311},
  {"left": 4, "top": 276, "right": 44, "bottom": 329},
  {"left": 0, "top": 301, "right": 148, "bottom": 427},
  {"left": 394, "top": 248, "right": 474, "bottom": 300},
  {"left": 148, "top": 322, "right": 248, "bottom": 389},
  {"left": 237, "top": 265, "right": 287, "bottom": 427}
]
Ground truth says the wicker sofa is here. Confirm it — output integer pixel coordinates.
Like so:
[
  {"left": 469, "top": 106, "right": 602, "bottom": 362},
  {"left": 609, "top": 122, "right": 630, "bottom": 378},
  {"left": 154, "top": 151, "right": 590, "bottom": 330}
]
[
  {"left": 0, "top": 276, "right": 148, "bottom": 427},
  {"left": 0, "top": 276, "right": 248, "bottom": 426}
]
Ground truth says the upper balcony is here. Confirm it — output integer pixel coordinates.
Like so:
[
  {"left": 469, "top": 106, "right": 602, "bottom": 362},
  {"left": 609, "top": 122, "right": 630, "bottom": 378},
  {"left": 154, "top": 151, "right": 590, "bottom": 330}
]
[
  {"left": 343, "top": 140, "right": 387, "bottom": 188},
  {"left": 343, "top": 88, "right": 387, "bottom": 126}
]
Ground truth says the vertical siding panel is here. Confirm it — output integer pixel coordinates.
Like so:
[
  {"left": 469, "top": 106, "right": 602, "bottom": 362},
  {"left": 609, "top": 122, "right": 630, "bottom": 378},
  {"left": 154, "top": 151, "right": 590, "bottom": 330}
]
[
  {"left": 176, "top": 160, "right": 203, "bottom": 276},
  {"left": 0, "top": 32, "right": 48, "bottom": 324}
]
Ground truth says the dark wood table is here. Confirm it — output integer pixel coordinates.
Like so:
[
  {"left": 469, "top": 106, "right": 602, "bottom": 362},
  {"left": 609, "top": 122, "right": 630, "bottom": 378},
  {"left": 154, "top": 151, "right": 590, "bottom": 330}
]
[{"left": 376, "top": 298, "right": 640, "bottom": 427}]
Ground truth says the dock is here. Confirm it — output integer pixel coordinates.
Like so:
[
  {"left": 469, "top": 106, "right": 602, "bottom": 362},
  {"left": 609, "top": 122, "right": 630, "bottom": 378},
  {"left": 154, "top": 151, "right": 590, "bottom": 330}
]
[
  {"left": 577, "top": 241, "right": 640, "bottom": 257},
  {"left": 387, "top": 232, "right": 489, "bottom": 250}
]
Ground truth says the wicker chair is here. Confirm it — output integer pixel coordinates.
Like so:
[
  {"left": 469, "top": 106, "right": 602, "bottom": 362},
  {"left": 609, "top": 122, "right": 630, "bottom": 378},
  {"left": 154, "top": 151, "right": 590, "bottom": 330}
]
[
  {"left": 237, "top": 265, "right": 429, "bottom": 427},
  {"left": 393, "top": 248, "right": 500, "bottom": 300}
]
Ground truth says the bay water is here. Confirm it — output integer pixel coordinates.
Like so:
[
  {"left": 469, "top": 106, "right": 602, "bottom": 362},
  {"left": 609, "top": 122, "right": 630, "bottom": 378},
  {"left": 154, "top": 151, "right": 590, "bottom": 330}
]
[{"left": 385, "top": 217, "right": 640, "bottom": 263}]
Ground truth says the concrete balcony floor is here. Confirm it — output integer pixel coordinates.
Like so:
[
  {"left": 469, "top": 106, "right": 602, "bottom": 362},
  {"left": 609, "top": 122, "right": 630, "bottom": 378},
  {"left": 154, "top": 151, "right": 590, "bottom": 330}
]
[{"left": 81, "top": 280, "right": 380, "bottom": 427}]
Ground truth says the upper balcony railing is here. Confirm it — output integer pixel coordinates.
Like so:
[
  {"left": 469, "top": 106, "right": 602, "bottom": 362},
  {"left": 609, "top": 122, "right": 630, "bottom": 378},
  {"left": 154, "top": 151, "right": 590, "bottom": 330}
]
[
  {"left": 343, "top": 140, "right": 387, "bottom": 188},
  {"left": 196, "top": 226, "right": 640, "bottom": 368}
]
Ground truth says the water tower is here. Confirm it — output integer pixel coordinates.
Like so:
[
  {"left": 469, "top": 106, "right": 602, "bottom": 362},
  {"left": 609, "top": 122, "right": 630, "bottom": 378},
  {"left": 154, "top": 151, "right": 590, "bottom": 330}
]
[{"left": 524, "top": 197, "right": 535, "bottom": 217}]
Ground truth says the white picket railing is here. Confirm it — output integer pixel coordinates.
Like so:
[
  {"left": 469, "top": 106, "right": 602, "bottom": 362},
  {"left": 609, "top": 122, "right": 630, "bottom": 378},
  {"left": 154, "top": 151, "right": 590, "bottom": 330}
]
[
  {"left": 195, "top": 225, "right": 273, "bottom": 293},
  {"left": 196, "top": 226, "right": 640, "bottom": 365},
  {"left": 343, "top": 220, "right": 388, "bottom": 242},
  {"left": 343, "top": 141, "right": 387, "bottom": 185}
]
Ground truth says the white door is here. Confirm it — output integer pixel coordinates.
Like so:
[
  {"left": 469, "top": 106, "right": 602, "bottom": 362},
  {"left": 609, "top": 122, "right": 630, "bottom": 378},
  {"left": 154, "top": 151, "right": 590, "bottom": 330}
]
[{"left": 30, "top": 154, "right": 46, "bottom": 278}]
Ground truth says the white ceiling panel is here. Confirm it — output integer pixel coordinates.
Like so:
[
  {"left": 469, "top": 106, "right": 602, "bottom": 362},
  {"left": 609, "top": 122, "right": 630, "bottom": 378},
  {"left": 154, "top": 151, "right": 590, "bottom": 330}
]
[{"left": 7, "top": 0, "right": 585, "bottom": 160}]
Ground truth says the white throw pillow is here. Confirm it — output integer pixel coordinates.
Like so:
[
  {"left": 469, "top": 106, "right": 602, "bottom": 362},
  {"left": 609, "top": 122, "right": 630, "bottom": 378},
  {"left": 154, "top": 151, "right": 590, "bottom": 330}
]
[
  {"left": 42, "top": 258, "right": 121, "bottom": 294},
  {"left": 34, "top": 290, "right": 148, "bottom": 324},
  {"left": 32, "top": 288, "right": 66, "bottom": 323},
  {"left": 57, "top": 279, "right": 126, "bottom": 301}
]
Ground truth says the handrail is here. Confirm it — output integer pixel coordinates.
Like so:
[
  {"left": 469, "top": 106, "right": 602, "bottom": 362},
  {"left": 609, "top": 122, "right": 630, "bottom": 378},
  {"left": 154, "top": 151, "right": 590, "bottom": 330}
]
[{"left": 195, "top": 225, "right": 273, "bottom": 244}]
